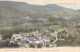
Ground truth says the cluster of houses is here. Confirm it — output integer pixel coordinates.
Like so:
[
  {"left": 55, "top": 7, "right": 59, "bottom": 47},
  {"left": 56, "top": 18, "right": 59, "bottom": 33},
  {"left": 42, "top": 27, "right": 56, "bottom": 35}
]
[
  {"left": 10, "top": 31, "right": 52, "bottom": 48},
  {"left": 9, "top": 29, "right": 67, "bottom": 48},
  {"left": 0, "top": 27, "right": 70, "bottom": 48}
]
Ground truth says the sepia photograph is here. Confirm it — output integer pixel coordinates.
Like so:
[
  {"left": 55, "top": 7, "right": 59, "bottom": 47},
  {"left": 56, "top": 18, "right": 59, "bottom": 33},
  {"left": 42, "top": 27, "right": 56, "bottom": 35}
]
[{"left": 0, "top": 0, "right": 80, "bottom": 52}]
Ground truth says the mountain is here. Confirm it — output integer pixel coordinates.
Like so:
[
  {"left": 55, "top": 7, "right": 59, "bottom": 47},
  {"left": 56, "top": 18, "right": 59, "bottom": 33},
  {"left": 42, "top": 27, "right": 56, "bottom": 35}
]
[
  {"left": 0, "top": 1, "right": 79, "bottom": 18},
  {"left": 0, "top": 1, "right": 80, "bottom": 29}
]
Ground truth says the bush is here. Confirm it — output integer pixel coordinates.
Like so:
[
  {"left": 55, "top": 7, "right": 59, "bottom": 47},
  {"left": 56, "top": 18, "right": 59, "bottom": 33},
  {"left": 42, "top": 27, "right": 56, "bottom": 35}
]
[{"left": 0, "top": 40, "right": 10, "bottom": 48}]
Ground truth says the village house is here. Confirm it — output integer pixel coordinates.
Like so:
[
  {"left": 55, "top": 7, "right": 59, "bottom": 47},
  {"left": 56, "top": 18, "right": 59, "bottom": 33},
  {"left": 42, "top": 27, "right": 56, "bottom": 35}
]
[{"left": 0, "top": 35, "right": 2, "bottom": 40}]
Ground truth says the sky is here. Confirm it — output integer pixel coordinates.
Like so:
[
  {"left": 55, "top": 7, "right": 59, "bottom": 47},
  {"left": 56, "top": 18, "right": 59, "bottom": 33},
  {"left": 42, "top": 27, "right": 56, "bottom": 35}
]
[{"left": 0, "top": 0, "right": 80, "bottom": 10}]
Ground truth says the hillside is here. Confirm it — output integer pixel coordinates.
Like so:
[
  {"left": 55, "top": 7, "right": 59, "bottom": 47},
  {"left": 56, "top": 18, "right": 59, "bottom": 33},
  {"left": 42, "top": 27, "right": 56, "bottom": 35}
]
[{"left": 0, "top": 1, "right": 80, "bottom": 29}]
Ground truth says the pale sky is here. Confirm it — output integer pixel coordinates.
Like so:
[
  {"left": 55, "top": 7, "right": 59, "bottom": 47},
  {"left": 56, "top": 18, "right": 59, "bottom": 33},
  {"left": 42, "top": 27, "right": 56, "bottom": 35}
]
[{"left": 0, "top": 0, "right": 80, "bottom": 10}]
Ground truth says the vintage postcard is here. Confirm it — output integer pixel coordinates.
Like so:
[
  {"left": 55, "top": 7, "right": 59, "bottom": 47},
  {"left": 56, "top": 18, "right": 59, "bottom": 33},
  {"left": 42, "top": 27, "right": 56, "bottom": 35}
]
[{"left": 0, "top": 0, "right": 80, "bottom": 52}]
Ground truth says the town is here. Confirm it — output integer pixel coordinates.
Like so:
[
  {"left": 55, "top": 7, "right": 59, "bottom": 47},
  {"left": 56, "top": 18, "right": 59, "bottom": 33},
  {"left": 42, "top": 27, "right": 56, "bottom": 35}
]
[{"left": 0, "top": 27, "right": 73, "bottom": 48}]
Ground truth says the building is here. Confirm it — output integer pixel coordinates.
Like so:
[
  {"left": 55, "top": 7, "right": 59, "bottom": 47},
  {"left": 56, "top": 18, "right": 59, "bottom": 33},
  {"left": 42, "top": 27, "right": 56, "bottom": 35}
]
[{"left": 0, "top": 35, "right": 2, "bottom": 40}]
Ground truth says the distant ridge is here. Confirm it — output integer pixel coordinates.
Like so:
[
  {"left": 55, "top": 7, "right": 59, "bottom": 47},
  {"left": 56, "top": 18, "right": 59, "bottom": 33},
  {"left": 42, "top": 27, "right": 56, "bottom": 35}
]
[{"left": 0, "top": 1, "right": 80, "bottom": 19}]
